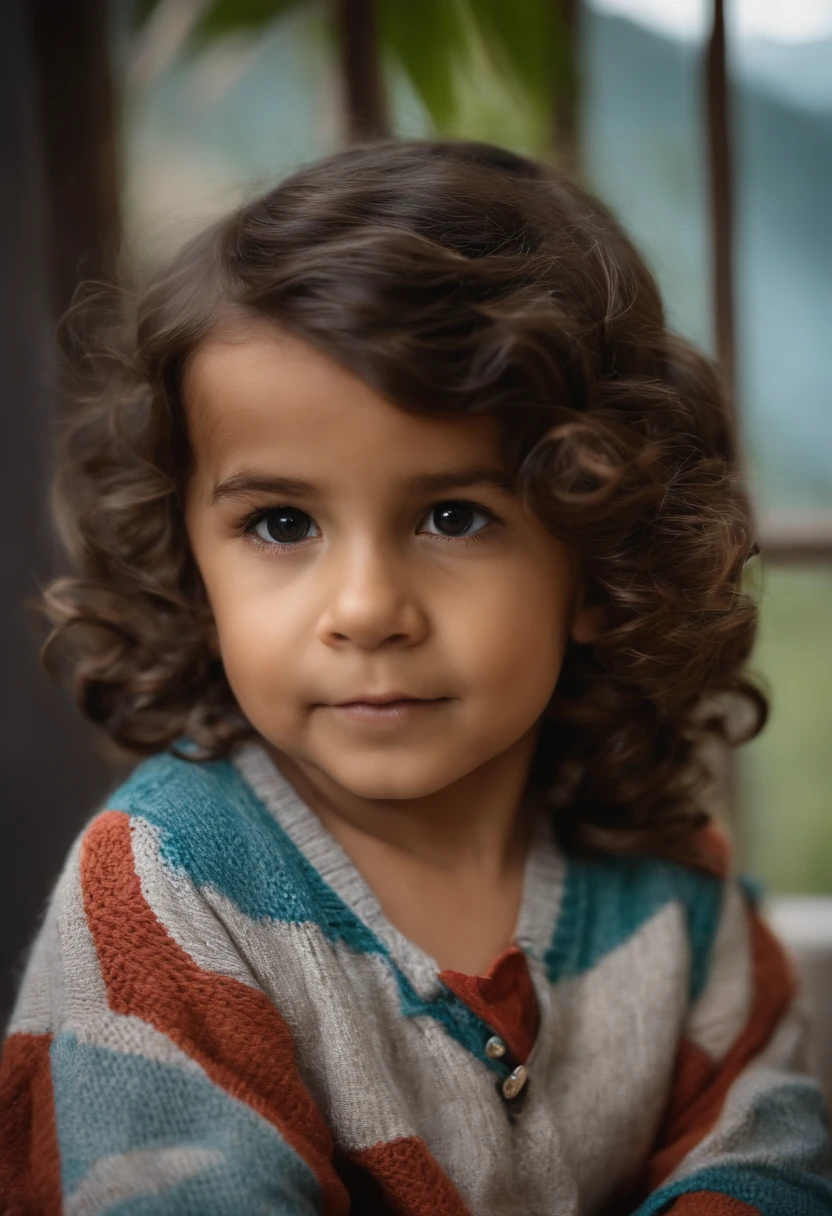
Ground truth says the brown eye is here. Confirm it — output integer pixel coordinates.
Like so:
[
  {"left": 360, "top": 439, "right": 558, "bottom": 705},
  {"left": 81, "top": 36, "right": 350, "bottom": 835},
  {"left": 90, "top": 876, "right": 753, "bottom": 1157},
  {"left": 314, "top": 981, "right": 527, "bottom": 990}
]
[
  {"left": 254, "top": 508, "right": 319, "bottom": 545},
  {"left": 421, "top": 501, "right": 490, "bottom": 538}
]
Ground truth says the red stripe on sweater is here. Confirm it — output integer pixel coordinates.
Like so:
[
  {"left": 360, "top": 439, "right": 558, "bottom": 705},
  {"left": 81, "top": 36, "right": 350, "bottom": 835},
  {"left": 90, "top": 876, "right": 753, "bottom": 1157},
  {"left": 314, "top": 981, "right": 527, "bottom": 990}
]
[
  {"left": 80, "top": 810, "right": 349, "bottom": 1216},
  {"left": 440, "top": 945, "right": 539, "bottom": 1063},
  {"left": 668, "top": 1194, "right": 758, "bottom": 1215},
  {"left": 348, "top": 1136, "right": 472, "bottom": 1215},
  {"left": 0, "top": 1031, "right": 62, "bottom": 1216},
  {"left": 645, "top": 907, "right": 797, "bottom": 1191}
]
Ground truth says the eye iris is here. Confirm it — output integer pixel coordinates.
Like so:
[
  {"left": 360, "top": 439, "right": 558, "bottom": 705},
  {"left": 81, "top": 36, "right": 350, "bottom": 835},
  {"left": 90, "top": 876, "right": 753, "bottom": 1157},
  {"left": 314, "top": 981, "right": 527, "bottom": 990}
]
[
  {"left": 265, "top": 509, "right": 309, "bottom": 543},
  {"left": 434, "top": 503, "right": 473, "bottom": 535}
]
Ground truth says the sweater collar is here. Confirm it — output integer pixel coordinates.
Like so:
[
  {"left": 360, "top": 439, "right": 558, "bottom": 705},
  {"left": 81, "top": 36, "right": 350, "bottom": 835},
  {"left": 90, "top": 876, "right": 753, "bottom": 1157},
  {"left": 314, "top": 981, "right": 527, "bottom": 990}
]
[{"left": 232, "top": 739, "right": 565, "bottom": 995}]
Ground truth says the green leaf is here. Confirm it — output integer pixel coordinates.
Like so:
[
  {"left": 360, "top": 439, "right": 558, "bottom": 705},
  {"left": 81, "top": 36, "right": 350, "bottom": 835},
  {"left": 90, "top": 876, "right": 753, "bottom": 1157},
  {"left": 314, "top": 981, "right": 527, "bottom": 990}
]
[
  {"left": 468, "top": 0, "right": 573, "bottom": 117},
  {"left": 131, "top": 0, "right": 165, "bottom": 29},
  {"left": 191, "top": 0, "right": 303, "bottom": 45},
  {"left": 377, "top": 0, "right": 470, "bottom": 131},
  {"left": 131, "top": 0, "right": 303, "bottom": 44}
]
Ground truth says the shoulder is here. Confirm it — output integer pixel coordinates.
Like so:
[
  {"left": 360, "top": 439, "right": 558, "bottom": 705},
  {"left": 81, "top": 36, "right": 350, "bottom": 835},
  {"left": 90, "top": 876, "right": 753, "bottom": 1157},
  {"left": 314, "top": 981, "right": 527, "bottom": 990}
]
[
  {"left": 547, "top": 836, "right": 732, "bottom": 1003},
  {"left": 105, "top": 745, "right": 256, "bottom": 837},
  {"left": 84, "top": 746, "right": 319, "bottom": 927}
]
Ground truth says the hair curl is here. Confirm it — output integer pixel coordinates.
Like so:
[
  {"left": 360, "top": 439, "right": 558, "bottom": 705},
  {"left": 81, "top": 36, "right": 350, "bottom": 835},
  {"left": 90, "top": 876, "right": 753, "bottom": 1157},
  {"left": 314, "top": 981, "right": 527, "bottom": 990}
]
[{"left": 42, "top": 137, "right": 767, "bottom": 862}]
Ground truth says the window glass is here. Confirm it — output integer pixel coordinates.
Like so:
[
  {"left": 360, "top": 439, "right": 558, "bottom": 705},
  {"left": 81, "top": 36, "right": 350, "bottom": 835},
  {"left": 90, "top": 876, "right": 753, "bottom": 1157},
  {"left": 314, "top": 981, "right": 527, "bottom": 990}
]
[
  {"left": 739, "top": 565, "right": 832, "bottom": 893},
  {"left": 730, "top": 8, "right": 832, "bottom": 511}
]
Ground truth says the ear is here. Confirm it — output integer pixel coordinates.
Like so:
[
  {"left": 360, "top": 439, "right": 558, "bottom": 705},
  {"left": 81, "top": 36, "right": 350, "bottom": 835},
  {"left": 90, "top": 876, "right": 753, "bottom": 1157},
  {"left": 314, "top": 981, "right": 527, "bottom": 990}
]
[{"left": 568, "top": 575, "right": 607, "bottom": 645}]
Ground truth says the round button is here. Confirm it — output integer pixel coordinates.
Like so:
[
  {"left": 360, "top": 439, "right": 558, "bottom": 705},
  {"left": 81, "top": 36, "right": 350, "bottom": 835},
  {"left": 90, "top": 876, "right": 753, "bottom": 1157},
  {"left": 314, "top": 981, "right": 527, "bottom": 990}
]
[
  {"left": 501, "top": 1065, "right": 528, "bottom": 1100},
  {"left": 485, "top": 1035, "right": 506, "bottom": 1059}
]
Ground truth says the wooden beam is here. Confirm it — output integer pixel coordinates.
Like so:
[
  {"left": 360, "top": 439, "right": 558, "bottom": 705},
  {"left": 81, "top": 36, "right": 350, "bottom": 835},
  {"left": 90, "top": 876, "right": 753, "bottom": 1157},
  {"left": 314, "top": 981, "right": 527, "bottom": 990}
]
[
  {"left": 553, "top": 0, "right": 580, "bottom": 177},
  {"left": 705, "top": 0, "right": 736, "bottom": 409},
  {"left": 335, "top": 0, "right": 389, "bottom": 143},
  {"left": 26, "top": 0, "right": 120, "bottom": 321},
  {"left": 757, "top": 513, "right": 832, "bottom": 564}
]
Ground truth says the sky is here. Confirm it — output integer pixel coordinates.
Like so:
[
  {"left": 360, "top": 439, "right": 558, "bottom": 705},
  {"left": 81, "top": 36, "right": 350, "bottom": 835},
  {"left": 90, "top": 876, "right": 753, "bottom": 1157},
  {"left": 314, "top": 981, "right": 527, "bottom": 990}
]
[{"left": 588, "top": 0, "right": 832, "bottom": 43}]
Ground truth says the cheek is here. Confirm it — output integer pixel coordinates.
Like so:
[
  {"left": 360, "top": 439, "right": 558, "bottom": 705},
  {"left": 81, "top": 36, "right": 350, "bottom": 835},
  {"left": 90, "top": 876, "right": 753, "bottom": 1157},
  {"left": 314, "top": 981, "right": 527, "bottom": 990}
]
[
  {"left": 205, "top": 574, "right": 307, "bottom": 726},
  {"left": 450, "top": 559, "right": 571, "bottom": 709}
]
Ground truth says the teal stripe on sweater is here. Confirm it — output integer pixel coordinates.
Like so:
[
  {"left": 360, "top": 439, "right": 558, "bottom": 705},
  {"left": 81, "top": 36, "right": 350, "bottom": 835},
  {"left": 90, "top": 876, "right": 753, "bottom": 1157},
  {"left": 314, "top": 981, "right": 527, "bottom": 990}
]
[
  {"left": 632, "top": 1163, "right": 832, "bottom": 1216},
  {"left": 545, "top": 854, "right": 723, "bottom": 1002},
  {"left": 631, "top": 1079, "right": 832, "bottom": 1215},
  {"left": 50, "top": 1033, "right": 322, "bottom": 1214}
]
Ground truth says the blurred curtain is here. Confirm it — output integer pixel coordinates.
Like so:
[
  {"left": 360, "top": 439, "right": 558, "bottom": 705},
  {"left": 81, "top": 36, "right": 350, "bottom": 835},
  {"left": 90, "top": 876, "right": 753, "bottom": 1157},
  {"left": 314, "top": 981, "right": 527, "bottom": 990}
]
[{"left": 0, "top": 0, "right": 114, "bottom": 1026}]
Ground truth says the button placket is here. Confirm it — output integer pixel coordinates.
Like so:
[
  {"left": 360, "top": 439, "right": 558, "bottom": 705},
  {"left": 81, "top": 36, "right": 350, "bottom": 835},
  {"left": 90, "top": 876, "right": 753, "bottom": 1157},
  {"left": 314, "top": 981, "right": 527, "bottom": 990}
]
[{"left": 484, "top": 1034, "right": 531, "bottom": 1114}]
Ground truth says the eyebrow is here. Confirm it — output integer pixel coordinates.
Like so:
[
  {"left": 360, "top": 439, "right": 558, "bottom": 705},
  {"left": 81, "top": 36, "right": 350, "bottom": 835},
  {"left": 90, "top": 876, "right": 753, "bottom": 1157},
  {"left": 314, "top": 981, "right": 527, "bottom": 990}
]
[{"left": 210, "top": 464, "right": 517, "bottom": 506}]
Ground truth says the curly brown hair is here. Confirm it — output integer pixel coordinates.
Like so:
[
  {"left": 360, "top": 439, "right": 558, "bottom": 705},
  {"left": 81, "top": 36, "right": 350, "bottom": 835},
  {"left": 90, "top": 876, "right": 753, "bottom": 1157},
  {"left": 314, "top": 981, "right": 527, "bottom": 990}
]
[{"left": 42, "top": 137, "right": 766, "bottom": 861}]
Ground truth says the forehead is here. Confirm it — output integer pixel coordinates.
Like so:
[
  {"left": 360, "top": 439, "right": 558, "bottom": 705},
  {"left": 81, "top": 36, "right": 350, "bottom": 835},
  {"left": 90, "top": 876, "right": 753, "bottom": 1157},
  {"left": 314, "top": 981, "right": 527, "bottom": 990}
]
[{"left": 184, "top": 321, "right": 504, "bottom": 486}]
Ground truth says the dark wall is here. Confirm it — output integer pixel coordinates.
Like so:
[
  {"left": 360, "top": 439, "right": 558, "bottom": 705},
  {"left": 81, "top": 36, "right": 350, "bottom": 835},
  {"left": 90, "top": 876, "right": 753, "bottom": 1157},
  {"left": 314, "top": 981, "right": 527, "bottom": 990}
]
[{"left": 0, "top": 0, "right": 117, "bottom": 1027}]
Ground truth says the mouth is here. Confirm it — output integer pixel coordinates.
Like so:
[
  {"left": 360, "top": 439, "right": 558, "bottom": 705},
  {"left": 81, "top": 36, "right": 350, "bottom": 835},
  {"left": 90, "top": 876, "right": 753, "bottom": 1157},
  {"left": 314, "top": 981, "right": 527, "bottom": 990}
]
[
  {"left": 323, "top": 694, "right": 451, "bottom": 724},
  {"left": 333, "top": 693, "right": 442, "bottom": 706}
]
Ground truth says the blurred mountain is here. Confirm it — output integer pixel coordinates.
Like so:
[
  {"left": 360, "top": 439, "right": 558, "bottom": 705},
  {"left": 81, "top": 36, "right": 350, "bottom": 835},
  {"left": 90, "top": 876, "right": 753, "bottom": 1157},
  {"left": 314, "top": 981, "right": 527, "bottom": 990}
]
[{"left": 739, "top": 36, "right": 832, "bottom": 113}]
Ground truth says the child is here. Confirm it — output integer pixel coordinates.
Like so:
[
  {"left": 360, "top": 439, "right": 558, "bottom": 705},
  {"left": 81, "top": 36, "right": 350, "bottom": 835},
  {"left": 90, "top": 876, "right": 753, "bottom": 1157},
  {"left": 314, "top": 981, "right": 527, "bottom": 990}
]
[{"left": 1, "top": 138, "right": 830, "bottom": 1215}]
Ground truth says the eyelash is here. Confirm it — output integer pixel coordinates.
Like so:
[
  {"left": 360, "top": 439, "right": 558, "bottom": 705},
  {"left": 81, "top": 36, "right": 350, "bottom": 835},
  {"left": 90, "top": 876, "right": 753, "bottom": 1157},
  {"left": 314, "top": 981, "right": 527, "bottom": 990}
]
[{"left": 239, "top": 500, "right": 501, "bottom": 554}]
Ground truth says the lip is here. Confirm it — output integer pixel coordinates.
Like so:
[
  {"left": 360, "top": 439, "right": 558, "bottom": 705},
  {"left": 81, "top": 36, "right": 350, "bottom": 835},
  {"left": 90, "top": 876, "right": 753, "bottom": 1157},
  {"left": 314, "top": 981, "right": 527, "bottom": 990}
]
[
  {"left": 323, "top": 695, "right": 451, "bottom": 725},
  {"left": 331, "top": 693, "right": 435, "bottom": 706}
]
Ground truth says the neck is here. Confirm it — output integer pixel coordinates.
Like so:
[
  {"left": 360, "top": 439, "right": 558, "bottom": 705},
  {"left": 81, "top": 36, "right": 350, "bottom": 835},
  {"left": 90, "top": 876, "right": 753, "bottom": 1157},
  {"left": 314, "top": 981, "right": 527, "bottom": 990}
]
[{"left": 268, "top": 729, "right": 540, "bottom": 879}]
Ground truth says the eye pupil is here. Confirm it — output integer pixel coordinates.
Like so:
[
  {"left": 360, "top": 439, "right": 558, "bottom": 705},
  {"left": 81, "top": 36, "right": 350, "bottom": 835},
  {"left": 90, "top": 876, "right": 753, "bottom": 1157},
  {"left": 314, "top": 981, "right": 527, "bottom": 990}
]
[
  {"left": 434, "top": 502, "right": 474, "bottom": 536},
  {"left": 265, "top": 508, "right": 309, "bottom": 543}
]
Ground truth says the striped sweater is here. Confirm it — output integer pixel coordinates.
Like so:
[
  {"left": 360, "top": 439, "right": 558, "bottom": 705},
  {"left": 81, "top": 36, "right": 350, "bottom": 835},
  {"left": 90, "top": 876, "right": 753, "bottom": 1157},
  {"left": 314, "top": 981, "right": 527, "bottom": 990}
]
[{"left": 2, "top": 741, "right": 831, "bottom": 1215}]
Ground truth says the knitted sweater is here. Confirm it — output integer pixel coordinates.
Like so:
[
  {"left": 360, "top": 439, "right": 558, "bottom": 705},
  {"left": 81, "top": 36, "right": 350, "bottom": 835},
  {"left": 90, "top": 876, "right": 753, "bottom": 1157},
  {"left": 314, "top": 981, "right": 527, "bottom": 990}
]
[{"left": 2, "top": 742, "right": 831, "bottom": 1216}]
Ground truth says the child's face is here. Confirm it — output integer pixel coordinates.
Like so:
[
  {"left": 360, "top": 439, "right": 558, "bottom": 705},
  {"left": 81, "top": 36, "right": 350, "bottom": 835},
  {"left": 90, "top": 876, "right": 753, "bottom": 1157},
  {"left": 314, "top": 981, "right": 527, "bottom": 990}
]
[{"left": 184, "top": 320, "right": 597, "bottom": 801}]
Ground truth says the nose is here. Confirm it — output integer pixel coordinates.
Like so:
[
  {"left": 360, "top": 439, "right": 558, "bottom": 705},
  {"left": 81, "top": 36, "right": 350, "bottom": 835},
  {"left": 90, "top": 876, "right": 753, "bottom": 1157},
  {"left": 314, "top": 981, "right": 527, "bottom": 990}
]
[{"left": 315, "top": 541, "right": 429, "bottom": 652}]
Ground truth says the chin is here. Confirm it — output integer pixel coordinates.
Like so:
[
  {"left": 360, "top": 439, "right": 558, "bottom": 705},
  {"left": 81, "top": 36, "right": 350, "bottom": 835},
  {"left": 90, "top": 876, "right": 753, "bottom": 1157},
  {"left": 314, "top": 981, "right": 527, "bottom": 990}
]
[{"left": 325, "top": 753, "right": 470, "bottom": 802}]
